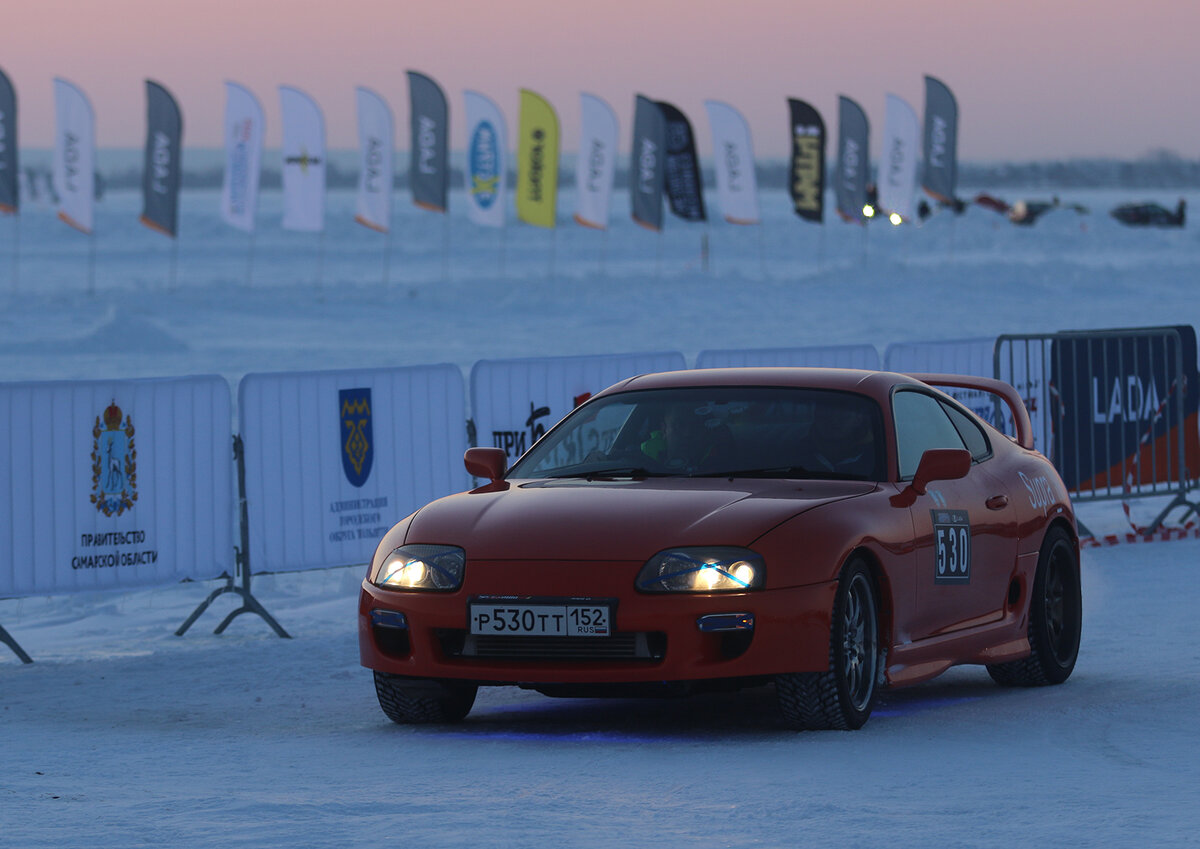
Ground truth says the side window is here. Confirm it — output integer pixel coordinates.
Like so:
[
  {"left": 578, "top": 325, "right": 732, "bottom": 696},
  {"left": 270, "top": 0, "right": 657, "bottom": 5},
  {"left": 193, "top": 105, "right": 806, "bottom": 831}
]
[
  {"left": 940, "top": 400, "right": 992, "bottom": 462},
  {"left": 892, "top": 390, "right": 967, "bottom": 479}
]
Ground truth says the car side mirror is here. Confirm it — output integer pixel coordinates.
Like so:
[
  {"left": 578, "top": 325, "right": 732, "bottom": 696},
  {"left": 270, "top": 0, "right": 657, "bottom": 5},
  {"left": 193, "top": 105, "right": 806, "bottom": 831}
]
[
  {"left": 912, "top": 448, "right": 971, "bottom": 495},
  {"left": 891, "top": 448, "right": 971, "bottom": 507},
  {"left": 465, "top": 447, "right": 507, "bottom": 483}
]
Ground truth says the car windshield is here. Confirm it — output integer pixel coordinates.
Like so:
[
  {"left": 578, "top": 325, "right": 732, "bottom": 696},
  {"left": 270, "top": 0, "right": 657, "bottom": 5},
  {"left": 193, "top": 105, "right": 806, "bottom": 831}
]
[{"left": 507, "top": 386, "right": 886, "bottom": 482}]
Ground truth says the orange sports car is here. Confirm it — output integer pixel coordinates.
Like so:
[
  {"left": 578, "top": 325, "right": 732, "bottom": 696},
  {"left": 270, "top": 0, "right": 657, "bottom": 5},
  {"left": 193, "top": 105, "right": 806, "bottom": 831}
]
[{"left": 358, "top": 368, "right": 1081, "bottom": 730}]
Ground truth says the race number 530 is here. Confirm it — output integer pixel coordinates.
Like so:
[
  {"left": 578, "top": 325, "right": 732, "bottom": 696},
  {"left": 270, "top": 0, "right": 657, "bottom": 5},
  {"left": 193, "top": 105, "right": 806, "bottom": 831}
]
[{"left": 932, "top": 509, "right": 971, "bottom": 584}]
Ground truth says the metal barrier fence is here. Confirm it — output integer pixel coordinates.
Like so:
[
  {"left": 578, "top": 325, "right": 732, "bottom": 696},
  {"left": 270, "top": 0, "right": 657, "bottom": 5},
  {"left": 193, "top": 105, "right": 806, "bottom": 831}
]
[{"left": 995, "top": 327, "right": 1200, "bottom": 533}]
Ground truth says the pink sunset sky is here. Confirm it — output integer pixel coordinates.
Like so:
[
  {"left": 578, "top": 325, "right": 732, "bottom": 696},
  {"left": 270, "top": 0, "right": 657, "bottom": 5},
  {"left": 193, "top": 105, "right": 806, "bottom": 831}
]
[{"left": 3, "top": 0, "right": 1198, "bottom": 161}]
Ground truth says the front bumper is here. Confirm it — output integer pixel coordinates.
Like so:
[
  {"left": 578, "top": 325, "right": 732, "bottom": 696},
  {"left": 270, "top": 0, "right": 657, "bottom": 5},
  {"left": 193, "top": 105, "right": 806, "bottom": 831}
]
[{"left": 358, "top": 559, "right": 837, "bottom": 685}]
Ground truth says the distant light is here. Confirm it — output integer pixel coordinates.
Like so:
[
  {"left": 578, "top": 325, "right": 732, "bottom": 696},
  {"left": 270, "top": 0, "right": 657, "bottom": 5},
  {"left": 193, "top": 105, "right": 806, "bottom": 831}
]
[
  {"left": 889, "top": 212, "right": 903, "bottom": 226},
  {"left": 863, "top": 205, "right": 876, "bottom": 218}
]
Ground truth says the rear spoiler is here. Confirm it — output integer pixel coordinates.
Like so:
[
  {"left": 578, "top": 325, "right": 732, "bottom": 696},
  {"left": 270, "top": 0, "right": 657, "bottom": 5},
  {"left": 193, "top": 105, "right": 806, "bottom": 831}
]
[{"left": 907, "top": 373, "right": 1035, "bottom": 450}]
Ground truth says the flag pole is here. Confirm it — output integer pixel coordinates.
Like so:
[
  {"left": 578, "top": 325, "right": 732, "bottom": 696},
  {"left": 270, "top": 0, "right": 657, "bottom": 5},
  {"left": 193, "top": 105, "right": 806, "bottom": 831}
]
[
  {"left": 87, "top": 231, "right": 97, "bottom": 295},
  {"left": 383, "top": 227, "right": 392, "bottom": 287},
  {"left": 318, "top": 230, "right": 326, "bottom": 289},
  {"left": 245, "top": 231, "right": 256, "bottom": 287}
]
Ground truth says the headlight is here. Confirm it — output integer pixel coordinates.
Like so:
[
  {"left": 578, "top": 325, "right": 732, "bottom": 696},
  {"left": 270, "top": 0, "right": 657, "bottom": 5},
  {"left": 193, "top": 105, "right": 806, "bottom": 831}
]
[
  {"left": 636, "top": 547, "right": 765, "bottom": 593},
  {"left": 374, "top": 544, "right": 465, "bottom": 591}
]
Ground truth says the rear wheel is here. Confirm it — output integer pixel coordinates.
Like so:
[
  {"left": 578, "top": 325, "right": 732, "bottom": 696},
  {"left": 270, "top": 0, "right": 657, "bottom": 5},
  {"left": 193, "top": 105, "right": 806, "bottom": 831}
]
[
  {"left": 373, "top": 671, "right": 478, "bottom": 724},
  {"left": 987, "top": 526, "right": 1081, "bottom": 686},
  {"left": 776, "top": 559, "right": 880, "bottom": 730}
]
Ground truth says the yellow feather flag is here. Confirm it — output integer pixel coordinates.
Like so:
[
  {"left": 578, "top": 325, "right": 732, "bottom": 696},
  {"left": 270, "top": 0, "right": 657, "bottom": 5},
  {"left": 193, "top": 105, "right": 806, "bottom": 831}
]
[{"left": 516, "top": 89, "right": 559, "bottom": 228}]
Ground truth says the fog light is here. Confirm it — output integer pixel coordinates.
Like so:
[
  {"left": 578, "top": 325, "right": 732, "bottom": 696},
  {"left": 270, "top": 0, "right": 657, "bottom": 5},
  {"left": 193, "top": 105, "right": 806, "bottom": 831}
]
[
  {"left": 696, "top": 613, "right": 755, "bottom": 633},
  {"left": 371, "top": 609, "right": 409, "bottom": 629}
]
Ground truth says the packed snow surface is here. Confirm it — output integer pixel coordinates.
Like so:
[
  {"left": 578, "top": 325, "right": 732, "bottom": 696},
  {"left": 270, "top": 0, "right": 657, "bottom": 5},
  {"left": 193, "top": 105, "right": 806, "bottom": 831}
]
[{"left": 2, "top": 185, "right": 1200, "bottom": 847}]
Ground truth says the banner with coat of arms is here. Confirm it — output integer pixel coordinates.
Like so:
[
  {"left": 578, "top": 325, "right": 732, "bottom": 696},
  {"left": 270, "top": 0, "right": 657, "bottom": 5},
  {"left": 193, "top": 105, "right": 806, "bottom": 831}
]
[
  {"left": 0, "top": 376, "right": 234, "bottom": 598},
  {"left": 238, "top": 364, "right": 469, "bottom": 573}
]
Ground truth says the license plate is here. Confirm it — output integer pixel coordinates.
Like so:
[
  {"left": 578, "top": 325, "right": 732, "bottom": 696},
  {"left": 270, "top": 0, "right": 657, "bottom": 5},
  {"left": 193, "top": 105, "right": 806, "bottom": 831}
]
[{"left": 469, "top": 599, "right": 612, "bottom": 637}]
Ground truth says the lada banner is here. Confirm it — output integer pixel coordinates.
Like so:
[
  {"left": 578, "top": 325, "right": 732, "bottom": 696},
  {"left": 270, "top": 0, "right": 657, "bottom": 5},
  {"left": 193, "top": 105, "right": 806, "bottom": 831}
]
[
  {"left": 0, "top": 375, "right": 234, "bottom": 597},
  {"left": 1051, "top": 326, "right": 1200, "bottom": 494}
]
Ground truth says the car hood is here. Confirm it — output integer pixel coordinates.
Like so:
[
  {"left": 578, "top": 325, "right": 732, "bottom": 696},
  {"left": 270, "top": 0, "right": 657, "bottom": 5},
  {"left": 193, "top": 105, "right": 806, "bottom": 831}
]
[{"left": 405, "top": 477, "right": 875, "bottom": 561}]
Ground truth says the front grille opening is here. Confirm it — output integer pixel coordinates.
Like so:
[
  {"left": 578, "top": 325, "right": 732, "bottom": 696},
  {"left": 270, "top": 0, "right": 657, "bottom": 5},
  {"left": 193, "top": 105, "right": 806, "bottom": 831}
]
[
  {"left": 373, "top": 625, "right": 411, "bottom": 658},
  {"left": 719, "top": 630, "right": 753, "bottom": 659},
  {"left": 436, "top": 629, "right": 666, "bottom": 661}
]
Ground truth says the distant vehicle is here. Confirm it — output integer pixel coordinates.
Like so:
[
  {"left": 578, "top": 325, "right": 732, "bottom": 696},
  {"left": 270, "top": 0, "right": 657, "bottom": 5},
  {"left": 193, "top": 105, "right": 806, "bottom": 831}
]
[
  {"left": 358, "top": 368, "right": 1081, "bottom": 730},
  {"left": 1111, "top": 199, "right": 1185, "bottom": 228}
]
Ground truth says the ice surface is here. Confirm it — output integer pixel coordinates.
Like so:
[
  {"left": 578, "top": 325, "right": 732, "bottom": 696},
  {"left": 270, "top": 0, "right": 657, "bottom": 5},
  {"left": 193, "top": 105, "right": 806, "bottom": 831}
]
[{"left": 2, "top": 185, "right": 1199, "bottom": 847}]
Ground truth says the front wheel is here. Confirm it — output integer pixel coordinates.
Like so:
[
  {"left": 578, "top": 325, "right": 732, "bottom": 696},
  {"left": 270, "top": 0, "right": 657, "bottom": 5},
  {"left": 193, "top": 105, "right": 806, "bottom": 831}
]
[
  {"left": 776, "top": 558, "right": 880, "bottom": 730},
  {"left": 373, "top": 671, "right": 478, "bottom": 724},
  {"left": 987, "top": 526, "right": 1081, "bottom": 687}
]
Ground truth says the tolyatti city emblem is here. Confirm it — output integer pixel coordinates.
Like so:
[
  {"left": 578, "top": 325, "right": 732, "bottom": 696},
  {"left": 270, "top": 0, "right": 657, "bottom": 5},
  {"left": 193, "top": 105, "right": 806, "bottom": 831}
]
[
  {"left": 340, "top": 388, "right": 374, "bottom": 488},
  {"left": 91, "top": 401, "right": 137, "bottom": 517}
]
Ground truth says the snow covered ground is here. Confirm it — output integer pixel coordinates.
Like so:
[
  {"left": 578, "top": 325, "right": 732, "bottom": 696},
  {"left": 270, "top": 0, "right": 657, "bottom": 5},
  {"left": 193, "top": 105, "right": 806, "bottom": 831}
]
[{"left": 2, "top": 185, "right": 1200, "bottom": 847}]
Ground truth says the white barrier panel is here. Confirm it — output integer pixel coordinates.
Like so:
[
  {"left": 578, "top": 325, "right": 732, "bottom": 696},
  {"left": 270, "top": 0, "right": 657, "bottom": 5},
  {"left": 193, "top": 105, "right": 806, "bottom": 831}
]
[
  {"left": 0, "top": 376, "right": 234, "bottom": 598},
  {"left": 239, "top": 364, "right": 468, "bottom": 574},
  {"left": 471, "top": 352, "right": 687, "bottom": 461},
  {"left": 696, "top": 344, "right": 880, "bottom": 370},
  {"left": 885, "top": 337, "right": 1050, "bottom": 453}
]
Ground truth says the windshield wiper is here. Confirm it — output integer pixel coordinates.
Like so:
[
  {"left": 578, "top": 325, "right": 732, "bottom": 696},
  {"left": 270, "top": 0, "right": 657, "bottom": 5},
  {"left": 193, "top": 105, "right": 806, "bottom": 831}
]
[
  {"left": 692, "top": 465, "right": 816, "bottom": 479},
  {"left": 545, "top": 466, "right": 670, "bottom": 480}
]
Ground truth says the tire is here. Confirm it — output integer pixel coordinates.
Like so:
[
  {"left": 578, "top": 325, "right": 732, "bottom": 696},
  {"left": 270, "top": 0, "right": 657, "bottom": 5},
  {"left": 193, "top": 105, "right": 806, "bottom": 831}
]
[
  {"left": 373, "top": 671, "right": 478, "bottom": 724},
  {"left": 987, "top": 526, "right": 1081, "bottom": 687},
  {"left": 776, "top": 558, "right": 880, "bottom": 730}
]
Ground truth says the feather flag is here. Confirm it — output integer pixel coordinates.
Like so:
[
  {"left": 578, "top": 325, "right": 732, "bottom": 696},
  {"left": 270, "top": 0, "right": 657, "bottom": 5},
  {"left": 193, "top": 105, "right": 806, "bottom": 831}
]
[
  {"left": 53, "top": 78, "right": 95, "bottom": 234},
  {"left": 835, "top": 96, "right": 869, "bottom": 224},
  {"left": 574, "top": 93, "right": 617, "bottom": 229},
  {"left": 407, "top": 71, "right": 449, "bottom": 213},
  {"left": 704, "top": 100, "right": 759, "bottom": 225},
  {"left": 630, "top": 95, "right": 665, "bottom": 231},
  {"left": 922, "top": 76, "right": 959, "bottom": 205},
  {"left": 279, "top": 86, "right": 326, "bottom": 232},
  {"left": 221, "top": 82, "right": 264, "bottom": 233},
  {"left": 0, "top": 67, "right": 17, "bottom": 214},
  {"left": 515, "top": 89, "right": 559, "bottom": 229},
  {"left": 463, "top": 90, "right": 507, "bottom": 229},
  {"left": 658, "top": 101, "right": 705, "bottom": 222},
  {"left": 787, "top": 98, "right": 824, "bottom": 223},
  {"left": 354, "top": 87, "right": 394, "bottom": 233},
  {"left": 878, "top": 94, "right": 919, "bottom": 222},
  {"left": 140, "top": 80, "right": 183, "bottom": 237}
]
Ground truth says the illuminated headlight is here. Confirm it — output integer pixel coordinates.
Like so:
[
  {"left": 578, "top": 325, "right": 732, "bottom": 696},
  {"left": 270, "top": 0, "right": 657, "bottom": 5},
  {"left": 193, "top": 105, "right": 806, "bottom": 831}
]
[
  {"left": 375, "top": 545, "right": 465, "bottom": 591},
  {"left": 636, "top": 547, "right": 765, "bottom": 593}
]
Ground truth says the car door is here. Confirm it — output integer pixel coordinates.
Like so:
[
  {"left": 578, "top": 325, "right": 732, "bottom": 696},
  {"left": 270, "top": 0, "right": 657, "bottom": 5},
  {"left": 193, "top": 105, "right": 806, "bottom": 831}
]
[{"left": 893, "top": 389, "right": 1020, "bottom": 640}]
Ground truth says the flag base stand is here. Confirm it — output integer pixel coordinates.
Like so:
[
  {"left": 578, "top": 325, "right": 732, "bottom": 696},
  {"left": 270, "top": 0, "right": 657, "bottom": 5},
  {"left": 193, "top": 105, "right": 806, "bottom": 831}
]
[
  {"left": 0, "top": 623, "right": 33, "bottom": 664},
  {"left": 176, "top": 435, "right": 289, "bottom": 639}
]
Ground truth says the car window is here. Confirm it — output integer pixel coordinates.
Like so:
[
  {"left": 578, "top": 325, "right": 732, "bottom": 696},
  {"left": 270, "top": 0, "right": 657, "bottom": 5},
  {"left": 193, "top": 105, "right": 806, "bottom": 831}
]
[
  {"left": 939, "top": 400, "right": 992, "bottom": 462},
  {"left": 509, "top": 386, "right": 885, "bottom": 481},
  {"left": 892, "top": 390, "right": 967, "bottom": 479}
]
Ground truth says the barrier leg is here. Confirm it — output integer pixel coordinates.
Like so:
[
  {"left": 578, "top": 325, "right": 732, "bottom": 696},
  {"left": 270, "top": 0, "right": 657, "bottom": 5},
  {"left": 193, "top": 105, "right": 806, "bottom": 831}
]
[
  {"left": 175, "top": 435, "right": 290, "bottom": 639},
  {"left": 0, "top": 622, "right": 34, "bottom": 664},
  {"left": 1146, "top": 492, "right": 1200, "bottom": 535}
]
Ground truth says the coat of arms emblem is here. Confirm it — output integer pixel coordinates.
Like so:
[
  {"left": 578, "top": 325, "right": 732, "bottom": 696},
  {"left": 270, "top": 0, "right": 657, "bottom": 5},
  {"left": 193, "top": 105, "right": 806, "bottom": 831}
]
[
  {"left": 91, "top": 401, "right": 137, "bottom": 516},
  {"left": 340, "top": 388, "right": 373, "bottom": 488}
]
